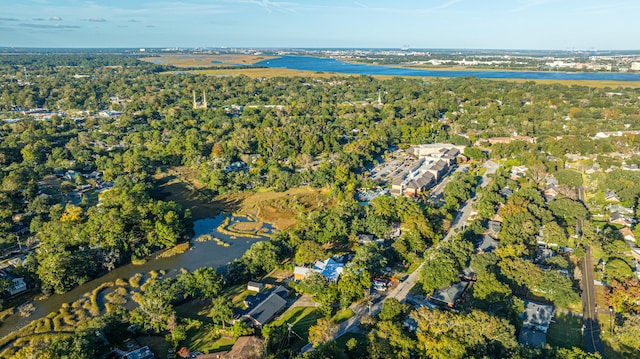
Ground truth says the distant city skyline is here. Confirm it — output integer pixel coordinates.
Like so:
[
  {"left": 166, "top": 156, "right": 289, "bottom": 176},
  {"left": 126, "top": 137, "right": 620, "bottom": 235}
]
[{"left": 1, "top": 0, "right": 639, "bottom": 50}]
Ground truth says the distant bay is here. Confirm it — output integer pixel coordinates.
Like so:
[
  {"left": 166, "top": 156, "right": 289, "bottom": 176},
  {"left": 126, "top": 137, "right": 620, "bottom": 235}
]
[{"left": 256, "top": 56, "right": 640, "bottom": 81}]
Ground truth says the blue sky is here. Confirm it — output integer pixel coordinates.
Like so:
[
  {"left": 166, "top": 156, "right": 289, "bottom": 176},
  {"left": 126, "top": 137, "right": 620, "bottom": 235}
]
[{"left": 0, "top": 0, "right": 638, "bottom": 49}]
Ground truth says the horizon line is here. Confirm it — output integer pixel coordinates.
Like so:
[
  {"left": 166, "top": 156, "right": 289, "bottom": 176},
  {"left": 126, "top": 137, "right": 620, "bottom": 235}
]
[{"left": 2, "top": 46, "right": 640, "bottom": 53}]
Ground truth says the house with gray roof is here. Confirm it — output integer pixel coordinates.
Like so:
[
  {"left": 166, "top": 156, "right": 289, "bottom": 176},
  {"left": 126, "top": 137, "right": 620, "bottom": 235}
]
[
  {"left": 518, "top": 300, "right": 555, "bottom": 347},
  {"left": 475, "top": 234, "right": 498, "bottom": 254},
  {"left": 243, "top": 286, "right": 290, "bottom": 328},
  {"left": 429, "top": 280, "right": 470, "bottom": 308}
]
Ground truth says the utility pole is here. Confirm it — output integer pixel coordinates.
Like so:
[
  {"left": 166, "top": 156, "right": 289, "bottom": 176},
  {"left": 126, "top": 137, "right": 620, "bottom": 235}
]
[{"left": 609, "top": 306, "right": 614, "bottom": 334}]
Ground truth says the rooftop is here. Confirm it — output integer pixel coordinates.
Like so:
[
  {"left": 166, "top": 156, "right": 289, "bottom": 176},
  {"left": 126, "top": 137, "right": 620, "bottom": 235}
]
[
  {"left": 313, "top": 258, "right": 345, "bottom": 282},
  {"left": 521, "top": 300, "right": 554, "bottom": 333},
  {"left": 245, "top": 292, "right": 287, "bottom": 327},
  {"left": 430, "top": 280, "right": 469, "bottom": 307}
]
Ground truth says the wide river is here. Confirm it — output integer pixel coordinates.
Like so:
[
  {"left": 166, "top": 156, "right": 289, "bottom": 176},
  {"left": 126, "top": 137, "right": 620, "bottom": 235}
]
[
  {"left": 0, "top": 216, "right": 269, "bottom": 338},
  {"left": 256, "top": 56, "right": 640, "bottom": 81}
]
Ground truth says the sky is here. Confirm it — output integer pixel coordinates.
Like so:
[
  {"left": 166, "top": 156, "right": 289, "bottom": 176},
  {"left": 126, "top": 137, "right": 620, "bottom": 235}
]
[{"left": 0, "top": 0, "right": 639, "bottom": 49}]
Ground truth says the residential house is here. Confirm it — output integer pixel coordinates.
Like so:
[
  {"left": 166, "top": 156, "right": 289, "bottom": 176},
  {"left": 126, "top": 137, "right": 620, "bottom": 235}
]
[
  {"left": 510, "top": 166, "right": 528, "bottom": 179},
  {"left": 534, "top": 246, "right": 556, "bottom": 264},
  {"left": 373, "top": 278, "right": 391, "bottom": 292},
  {"left": 223, "top": 161, "right": 248, "bottom": 173},
  {"left": 357, "top": 234, "right": 374, "bottom": 244},
  {"left": 475, "top": 234, "right": 498, "bottom": 254},
  {"left": 606, "top": 204, "right": 633, "bottom": 215},
  {"left": 84, "top": 171, "right": 103, "bottom": 180},
  {"left": 605, "top": 190, "right": 621, "bottom": 203},
  {"left": 429, "top": 281, "right": 470, "bottom": 309},
  {"left": 64, "top": 170, "right": 81, "bottom": 181},
  {"left": 403, "top": 316, "right": 418, "bottom": 333},
  {"left": 536, "top": 228, "right": 558, "bottom": 248},
  {"left": 313, "top": 258, "right": 345, "bottom": 283},
  {"left": 244, "top": 292, "right": 288, "bottom": 328},
  {"left": 518, "top": 300, "right": 555, "bottom": 347},
  {"left": 487, "top": 220, "right": 502, "bottom": 235},
  {"left": 390, "top": 222, "right": 402, "bottom": 239},
  {"left": 111, "top": 345, "right": 155, "bottom": 359},
  {"left": 543, "top": 185, "right": 559, "bottom": 202},
  {"left": 247, "top": 281, "right": 264, "bottom": 292},
  {"left": 545, "top": 176, "right": 559, "bottom": 187},
  {"left": 356, "top": 234, "right": 384, "bottom": 245},
  {"left": 622, "top": 164, "right": 640, "bottom": 172},
  {"left": 244, "top": 286, "right": 289, "bottom": 309},
  {"left": 1, "top": 274, "right": 27, "bottom": 296},
  {"left": 293, "top": 266, "right": 312, "bottom": 281},
  {"left": 620, "top": 228, "right": 636, "bottom": 242},
  {"left": 610, "top": 212, "right": 634, "bottom": 227},
  {"left": 243, "top": 286, "right": 290, "bottom": 328},
  {"left": 499, "top": 187, "right": 514, "bottom": 198},
  {"left": 294, "top": 257, "right": 345, "bottom": 283}
]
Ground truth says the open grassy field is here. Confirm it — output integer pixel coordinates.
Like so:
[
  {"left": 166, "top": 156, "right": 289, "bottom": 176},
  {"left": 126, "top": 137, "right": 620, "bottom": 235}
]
[
  {"left": 154, "top": 166, "right": 332, "bottom": 228},
  {"left": 272, "top": 306, "right": 322, "bottom": 352},
  {"left": 189, "top": 67, "right": 356, "bottom": 78},
  {"left": 547, "top": 312, "right": 584, "bottom": 349},
  {"left": 140, "top": 54, "right": 275, "bottom": 67},
  {"left": 182, "top": 323, "right": 235, "bottom": 354}
]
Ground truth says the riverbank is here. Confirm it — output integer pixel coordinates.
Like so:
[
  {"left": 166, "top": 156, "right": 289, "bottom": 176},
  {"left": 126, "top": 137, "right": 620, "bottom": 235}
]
[
  {"left": 0, "top": 215, "right": 269, "bottom": 354},
  {"left": 154, "top": 167, "right": 332, "bottom": 229},
  {"left": 251, "top": 56, "right": 640, "bottom": 87}
]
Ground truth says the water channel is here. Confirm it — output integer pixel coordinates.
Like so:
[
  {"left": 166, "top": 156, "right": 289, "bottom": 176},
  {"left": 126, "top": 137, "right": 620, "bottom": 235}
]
[
  {"left": 0, "top": 215, "right": 271, "bottom": 338},
  {"left": 256, "top": 56, "right": 640, "bottom": 81}
]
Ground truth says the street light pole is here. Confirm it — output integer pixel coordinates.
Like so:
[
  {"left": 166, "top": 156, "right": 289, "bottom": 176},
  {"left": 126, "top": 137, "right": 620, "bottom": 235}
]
[{"left": 608, "top": 306, "right": 614, "bottom": 335}]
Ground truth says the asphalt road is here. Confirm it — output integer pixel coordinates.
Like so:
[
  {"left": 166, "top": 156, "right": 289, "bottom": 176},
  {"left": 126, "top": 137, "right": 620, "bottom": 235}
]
[
  {"left": 300, "top": 161, "right": 499, "bottom": 354},
  {"left": 581, "top": 246, "right": 606, "bottom": 358}
]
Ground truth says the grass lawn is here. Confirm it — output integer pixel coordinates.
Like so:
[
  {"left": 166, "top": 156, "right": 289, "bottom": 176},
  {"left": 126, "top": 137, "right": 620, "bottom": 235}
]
[
  {"left": 334, "top": 333, "right": 369, "bottom": 359},
  {"left": 595, "top": 285, "right": 608, "bottom": 307},
  {"left": 182, "top": 323, "right": 235, "bottom": 354},
  {"left": 222, "top": 284, "right": 254, "bottom": 310},
  {"left": 332, "top": 308, "right": 355, "bottom": 324},
  {"left": 407, "top": 261, "right": 422, "bottom": 274},
  {"left": 271, "top": 306, "right": 322, "bottom": 351},
  {"left": 174, "top": 299, "right": 212, "bottom": 322},
  {"left": 547, "top": 312, "right": 584, "bottom": 349},
  {"left": 137, "top": 336, "right": 170, "bottom": 358}
]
